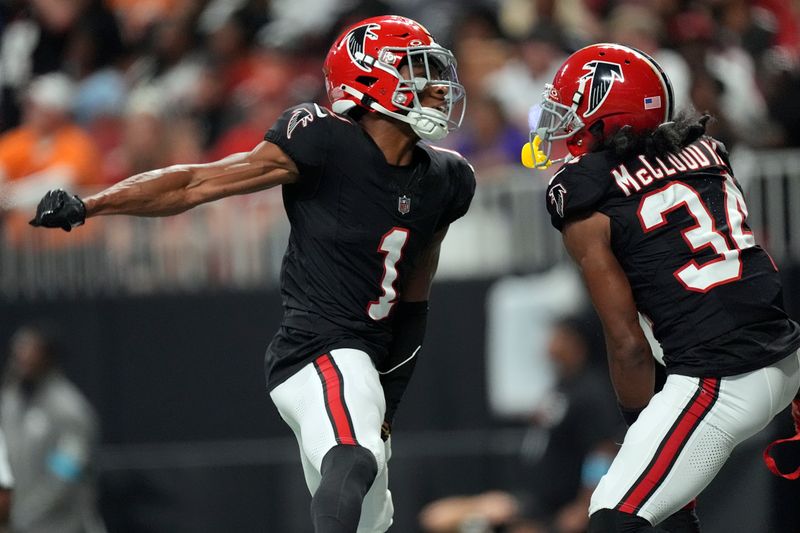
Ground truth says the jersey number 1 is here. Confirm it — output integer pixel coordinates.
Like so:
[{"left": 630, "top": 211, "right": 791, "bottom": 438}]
[
  {"left": 368, "top": 228, "right": 410, "bottom": 320},
  {"left": 638, "top": 177, "right": 755, "bottom": 292}
]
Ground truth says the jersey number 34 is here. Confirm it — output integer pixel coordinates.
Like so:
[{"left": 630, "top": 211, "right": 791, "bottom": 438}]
[{"left": 638, "top": 175, "right": 755, "bottom": 292}]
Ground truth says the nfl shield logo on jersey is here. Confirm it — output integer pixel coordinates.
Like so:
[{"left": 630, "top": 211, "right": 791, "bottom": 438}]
[{"left": 398, "top": 195, "right": 411, "bottom": 215}]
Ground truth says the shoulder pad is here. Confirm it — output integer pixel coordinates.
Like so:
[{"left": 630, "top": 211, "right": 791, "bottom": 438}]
[
  {"left": 426, "top": 144, "right": 475, "bottom": 172},
  {"left": 423, "top": 144, "right": 476, "bottom": 187},
  {"left": 426, "top": 145, "right": 476, "bottom": 183},
  {"left": 265, "top": 103, "right": 349, "bottom": 172},
  {"left": 706, "top": 136, "right": 732, "bottom": 172},
  {"left": 546, "top": 154, "right": 612, "bottom": 231},
  {"left": 426, "top": 144, "right": 476, "bottom": 230},
  {"left": 282, "top": 103, "right": 349, "bottom": 138}
]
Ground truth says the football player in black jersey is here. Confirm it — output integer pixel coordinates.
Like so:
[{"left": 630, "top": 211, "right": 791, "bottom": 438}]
[
  {"left": 523, "top": 44, "right": 800, "bottom": 532},
  {"left": 30, "top": 15, "right": 475, "bottom": 533}
]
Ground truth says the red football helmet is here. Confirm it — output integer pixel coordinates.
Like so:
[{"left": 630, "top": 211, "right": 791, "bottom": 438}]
[
  {"left": 530, "top": 43, "right": 674, "bottom": 166},
  {"left": 323, "top": 15, "right": 465, "bottom": 141}
]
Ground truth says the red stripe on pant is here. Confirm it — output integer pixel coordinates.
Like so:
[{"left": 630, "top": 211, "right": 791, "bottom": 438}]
[
  {"left": 616, "top": 378, "right": 720, "bottom": 514},
  {"left": 314, "top": 354, "right": 358, "bottom": 446}
]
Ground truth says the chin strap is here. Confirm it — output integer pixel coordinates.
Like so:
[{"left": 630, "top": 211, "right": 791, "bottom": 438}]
[
  {"left": 340, "top": 84, "right": 449, "bottom": 140},
  {"left": 763, "top": 399, "right": 800, "bottom": 480},
  {"left": 369, "top": 98, "right": 448, "bottom": 141}
]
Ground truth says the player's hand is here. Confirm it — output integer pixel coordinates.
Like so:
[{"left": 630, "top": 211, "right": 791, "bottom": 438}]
[
  {"left": 29, "top": 189, "right": 86, "bottom": 232},
  {"left": 381, "top": 420, "right": 391, "bottom": 442}
]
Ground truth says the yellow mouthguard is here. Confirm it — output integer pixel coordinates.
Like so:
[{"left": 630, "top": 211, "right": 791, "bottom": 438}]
[{"left": 521, "top": 135, "right": 552, "bottom": 169}]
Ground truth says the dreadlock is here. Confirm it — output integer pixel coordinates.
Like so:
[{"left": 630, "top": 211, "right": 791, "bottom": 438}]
[{"left": 600, "top": 111, "right": 712, "bottom": 161}]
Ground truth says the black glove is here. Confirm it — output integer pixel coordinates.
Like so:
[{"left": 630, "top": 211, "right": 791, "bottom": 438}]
[
  {"left": 380, "top": 301, "right": 428, "bottom": 428},
  {"left": 29, "top": 189, "right": 86, "bottom": 232}
]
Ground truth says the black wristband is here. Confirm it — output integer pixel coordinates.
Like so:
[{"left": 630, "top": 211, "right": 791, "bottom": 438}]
[{"left": 619, "top": 404, "right": 645, "bottom": 427}]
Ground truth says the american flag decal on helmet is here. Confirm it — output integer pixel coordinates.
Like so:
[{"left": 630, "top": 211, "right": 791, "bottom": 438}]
[
  {"left": 644, "top": 96, "right": 662, "bottom": 109},
  {"left": 581, "top": 61, "right": 624, "bottom": 118}
]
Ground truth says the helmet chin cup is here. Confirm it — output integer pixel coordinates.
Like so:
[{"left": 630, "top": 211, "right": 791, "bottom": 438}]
[
  {"left": 408, "top": 108, "right": 448, "bottom": 141},
  {"left": 332, "top": 99, "right": 356, "bottom": 114}
]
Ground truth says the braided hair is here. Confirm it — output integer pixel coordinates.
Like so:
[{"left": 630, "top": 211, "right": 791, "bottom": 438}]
[{"left": 598, "top": 112, "right": 712, "bottom": 160}]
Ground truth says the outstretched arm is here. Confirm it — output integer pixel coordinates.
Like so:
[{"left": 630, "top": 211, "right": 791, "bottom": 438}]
[
  {"left": 87, "top": 141, "right": 298, "bottom": 217},
  {"left": 562, "top": 212, "right": 654, "bottom": 410},
  {"left": 31, "top": 141, "right": 299, "bottom": 229}
]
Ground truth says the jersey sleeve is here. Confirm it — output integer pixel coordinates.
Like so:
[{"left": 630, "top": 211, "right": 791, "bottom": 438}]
[
  {"left": 264, "top": 103, "right": 330, "bottom": 177},
  {"left": 545, "top": 159, "right": 611, "bottom": 232},
  {"left": 436, "top": 158, "right": 476, "bottom": 231}
]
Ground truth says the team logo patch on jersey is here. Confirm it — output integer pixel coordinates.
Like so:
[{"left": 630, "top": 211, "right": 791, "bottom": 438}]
[
  {"left": 398, "top": 195, "right": 411, "bottom": 215},
  {"left": 549, "top": 183, "right": 567, "bottom": 218},
  {"left": 346, "top": 23, "right": 381, "bottom": 72},
  {"left": 581, "top": 61, "right": 624, "bottom": 118},
  {"left": 286, "top": 108, "right": 314, "bottom": 139}
]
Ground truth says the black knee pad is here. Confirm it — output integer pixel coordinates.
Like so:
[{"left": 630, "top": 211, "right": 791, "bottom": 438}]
[
  {"left": 589, "top": 509, "right": 669, "bottom": 533},
  {"left": 319, "top": 444, "right": 378, "bottom": 483}
]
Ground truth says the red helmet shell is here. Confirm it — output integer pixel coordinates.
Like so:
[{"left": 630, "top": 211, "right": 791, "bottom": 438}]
[
  {"left": 550, "top": 43, "right": 674, "bottom": 156},
  {"left": 323, "top": 15, "right": 436, "bottom": 114}
]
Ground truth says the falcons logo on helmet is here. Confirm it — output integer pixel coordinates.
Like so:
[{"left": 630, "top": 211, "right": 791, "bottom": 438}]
[
  {"left": 346, "top": 23, "right": 381, "bottom": 72},
  {"left": 581, "top": 61, "right": 624, "bottom": 118},
  {"left": 549, "top": 183, "right": 567, "bottom": 218},
  {"left": 286, "top": 108, "right": 314, "bottom": 139}
]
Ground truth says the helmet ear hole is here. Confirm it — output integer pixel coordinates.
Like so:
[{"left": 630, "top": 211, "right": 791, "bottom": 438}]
[{"left": 356, "top": 76, "right": 378, "bottom": 87}]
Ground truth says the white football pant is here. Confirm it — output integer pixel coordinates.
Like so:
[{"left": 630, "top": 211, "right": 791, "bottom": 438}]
[
  {"left": 590, "top": 349, "right": 800, "bottom": 525},
  {"left": 270, "top": 348, "right": 393, "bottom": 533}
]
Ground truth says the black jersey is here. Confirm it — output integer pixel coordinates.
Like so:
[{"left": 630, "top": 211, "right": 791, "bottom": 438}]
[
  {"left": 263, "top": 103, "right": 475, "bottom": 389},
  {"left": 546, "top": 137, "right": 800, "bottom": 377}
]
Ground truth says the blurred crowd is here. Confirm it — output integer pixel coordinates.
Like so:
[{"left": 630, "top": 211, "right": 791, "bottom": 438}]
[{"left": 0, "top": 0, "right": 799, "bottom": 202}]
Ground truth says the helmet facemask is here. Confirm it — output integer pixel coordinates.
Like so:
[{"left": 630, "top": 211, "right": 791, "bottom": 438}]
[
  {"left": 527, "top": 80, "right": 588, "bottom": 168},
  {"left": 371, "top": 44, "right": 466, "bottom": 140}
]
